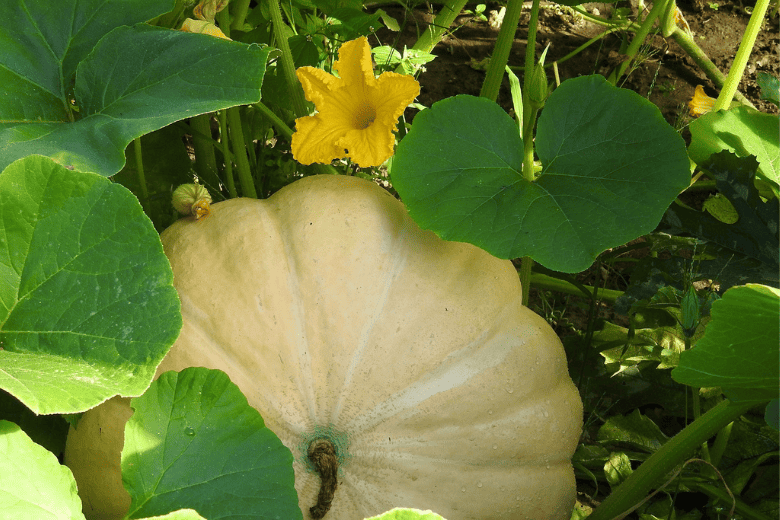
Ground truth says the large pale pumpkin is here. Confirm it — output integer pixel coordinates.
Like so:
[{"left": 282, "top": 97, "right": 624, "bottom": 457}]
[{"left": 68, "top": 174, "right": 582, "bottom": 519}]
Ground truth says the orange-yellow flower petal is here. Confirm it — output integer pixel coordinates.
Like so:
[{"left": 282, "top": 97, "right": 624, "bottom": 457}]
[
  {"left": 181, "top": 18, "right": 231, "bottom": 40},
  {"left": 688, "top": 85, "right": 716, "bottom": 117},
  {"left": 291, "top": 36, "right": 420, "bottom": 168}
]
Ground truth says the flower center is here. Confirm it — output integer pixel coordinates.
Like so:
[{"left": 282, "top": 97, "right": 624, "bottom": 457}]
[{"left": 352, "top": 102, "right": 377, "bottom": 130}]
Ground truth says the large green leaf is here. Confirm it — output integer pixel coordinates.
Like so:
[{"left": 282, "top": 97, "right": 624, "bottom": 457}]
[
  {"left": 662, "top": 152, "right": 779, "bottom": 270},
  {"left": 123, "top": 368, "right": 301, "bottom": 520},
  {"left": 1, "top": 2, "right": 270, "bottom": 176},
  {"left": 143, "top": 510, "right": 206, "bottom": 520},
  {"left": 0, "top": 420, "right": 84, "bottom": 520},
  {"left": 672, "top": 284, "right": 780, "bottom": 403},
  {"left": 688, "top": 106, "right": 780, "bottom": 191},
  {"left": 597, "top": 410, "right": 669, "bottom": 453},
  {"left": 0, "top": 0, "right": 175, "bottom": 122},
  {"left": 391, "top": 75, "right": 690, "bottom": 273},
  {"left": 365, "top": 509, "right": 447, "bottom": 520},
  {"left": 0, "top": 156, "right": 181, "bottom": 414}
]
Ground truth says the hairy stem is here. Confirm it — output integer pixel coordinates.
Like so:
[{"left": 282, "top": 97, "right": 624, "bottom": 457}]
[
  {"left": 226, "top": 107, "right": 256, "bottom": 198},
  {"left": 479, "top": 0, "right": 523, "bottom": 101},
  {"left": 217, "top": 110, "right": 234, "bottom": 198},
  {"left": 712, "top": 0, "right": 769, "bottom": 111},
  {"left": 606, "top": 0, "right": 669, "bottom": 85},
  {"left": 268, "top": 0, "right": 308, "bottom": 119},
  {"left": 189, "top": 114, "right": 221, "bottom": 189},
  {"left": 409, "top": 0, "right": 469, "bottom": 54},
  {"left": 254, "top": 101, "right": 293, "bottom": 141},
  {"left": 669, "top": 28, "right": 755, "bottom": 108},
  {"left": 529, "top": 273, "right": 623, "bottom": 302},
  {"left": 230, "top": 0, "right": 252, "bottom": 30}
]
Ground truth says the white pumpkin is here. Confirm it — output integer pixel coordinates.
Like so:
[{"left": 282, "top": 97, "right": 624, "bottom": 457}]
[{"left": 68, "top": 174, "right": 582, "bottom": 520}]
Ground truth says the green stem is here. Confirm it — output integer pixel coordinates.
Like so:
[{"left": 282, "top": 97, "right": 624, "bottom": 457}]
[
  {"left": 215, "top": 8, "right": 231, "bottom": 38},
  {"left": 683, "top": 480, "right": 772, "bottom": 520},
  {"left": 268, "top": 0, "right": 308, "bottom": 119},
  {"left": 606, "top": 0, "right": 669, "bottom": 85},
  {"left": 133, "top": 137, "right": 149, "bottom": 210},
  {"left": 189, "top": 114, "right": 221, "bottom": 189},
  {"left": 521, "top": 106, "right": 539, "bottom": 181},
  {"left": 230, "top": 0, "right": 252, "bottom": 30},
  {"left": 410, "top": 0, "right": 469, "bottom": 53},
  {"left": 515, "top": 0, "right": 543, "bottom": 306},
  {"left": 254, "top": 101, "right": 293, "bottom": 141},
  {"left": 691, "top": 387, "right": 713, "bottom": 464},
  {"left": 588, "top": 399, "right": 758, "bottom": 520},
  {"left": 669, "top": 28, "right": 755, "bottom": 108},
  {"left": 521, "top": 0, "right": 541, "bottom": 180},
  {"left": 218, "top": 110, "right": 236, "bottom": 198},
  {"left": 227, "top": 106, "right": 257, "bottom": 198},
  {"left": 541, "top": 25, "right": 625, "bottom": 68},
  {"left": 267, "top": 0, "right": 339, "bottom": 177},
  {"left": 712, "top": 0, "right": 769, "bottom": 111},
  {"left": 479, "top": 0, "right": 523, "bottom": 101},
  {"left": 709, "top": 421, "right": 733, "bottom": 468},
  {"left": 571, "top": 5, "right": 642, "bottom": 31},
  {"left": 519, "top": 258, "right": 533, "bottom": 307},
  {"left": 530, "top": 273, "right": 623, "bottom": 303},
  {"left": 523, "top": 0, "right": 541, "bottom": 100}
]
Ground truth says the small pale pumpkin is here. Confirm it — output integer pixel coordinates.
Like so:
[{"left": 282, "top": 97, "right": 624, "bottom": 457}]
[{"left": 66, "top": 175, "right": 582, "bottom": 519}]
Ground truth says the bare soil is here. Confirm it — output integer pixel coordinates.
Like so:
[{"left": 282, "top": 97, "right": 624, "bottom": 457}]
[{"left": 375, "top": 0, "right": 779, "bottom": 132}]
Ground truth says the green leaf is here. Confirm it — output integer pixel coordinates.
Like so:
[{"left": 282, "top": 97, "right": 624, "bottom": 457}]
[
  {"left": 0, "top": 420, "right": 84, "bottom": 520},
  {"left": 391, "top": 75, "right": 690, "bottom": 273},
  {"left": 702, "top": 192, "right": 738, "bottom": 224},
  {"left": 604, "top": 452, "right": 633, "bottom": 489},
  {"left": 142, "top": 510, "right": 206, "bottom": 520},
  {"left": 672, "top": 284, "right": 780, "bottom": 403},
  {"left": 1, "top": 17, "right": 270, "bottom": 176},
  {"left": 0, "top": 390, "right": 69, "bottom": 456},
  {"left": 662, "top": 152, "right": 779, "bottom": 269},
  {"left": 0, "top": 156, "right": 181, "bottom": 414},
  {"left": 597, "top": 321, "right": 685, "bottom": 373},
  {"left": 766, "top": 399, "right": 779, "bottom": 430},
  {"left": 375, "top": 9, "right": 400, "bottom": 31},
  {"left": 616, "top": 235, "right": 778, "bottom": 312},
  {"left": 597, "top": 410, "right": 670, "bottom": 453},
  {"left": 756, "top": 72, "right": 779, "bottom": 107},
  {"left": 373, "top": 46, "right": 436, "bottom": 74},
  {"left": 364, "top": 509, "right": 447, "bottom": 520},
  {"left": 123, "top": 368, "right": 301, "bottom": 520},
  {"left": 0, "top": 0, "right": 175, "bottom": 120},
  {"left": 688, "top": 106, "right": 780, "bottom": 190}
]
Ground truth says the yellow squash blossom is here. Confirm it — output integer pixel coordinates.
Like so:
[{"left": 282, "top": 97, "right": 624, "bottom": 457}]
[
  {"left": 688, "top": 85, "right": 716, "bottom": 117},
  {"left": 291, "top": 37, "right": 420, "bottom": 168},
  {"left": 181, "top": 18, "right": 230, "bottom": 40}
]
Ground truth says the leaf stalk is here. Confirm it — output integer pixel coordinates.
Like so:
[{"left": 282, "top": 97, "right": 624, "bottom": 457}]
[
  {"left": 587, "top": 399, "right": 759, "bottom": 520},
  {"left": 712, "top": 0, "right": 769, "bottom": 111}
]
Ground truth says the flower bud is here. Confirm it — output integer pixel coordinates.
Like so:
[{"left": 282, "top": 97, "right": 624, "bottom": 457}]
[
  {"left": 527, "top": 44, "right": 552, "bottom": 110},
  {"left": 527, "top": 63, "right": 549, "bottom": 110},
  {"left": 173, "top": 183, "right": 212, "bottom": 220}
]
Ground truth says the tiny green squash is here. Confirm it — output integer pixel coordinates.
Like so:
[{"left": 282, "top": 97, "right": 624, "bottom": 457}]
[{"left": 66, "top": 175, "right": 582, "bottom": 520}]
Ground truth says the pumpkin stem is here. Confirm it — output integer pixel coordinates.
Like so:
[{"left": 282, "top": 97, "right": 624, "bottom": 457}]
[{"left": 308, "top": 438, "right": 339, "bottom": 519}]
